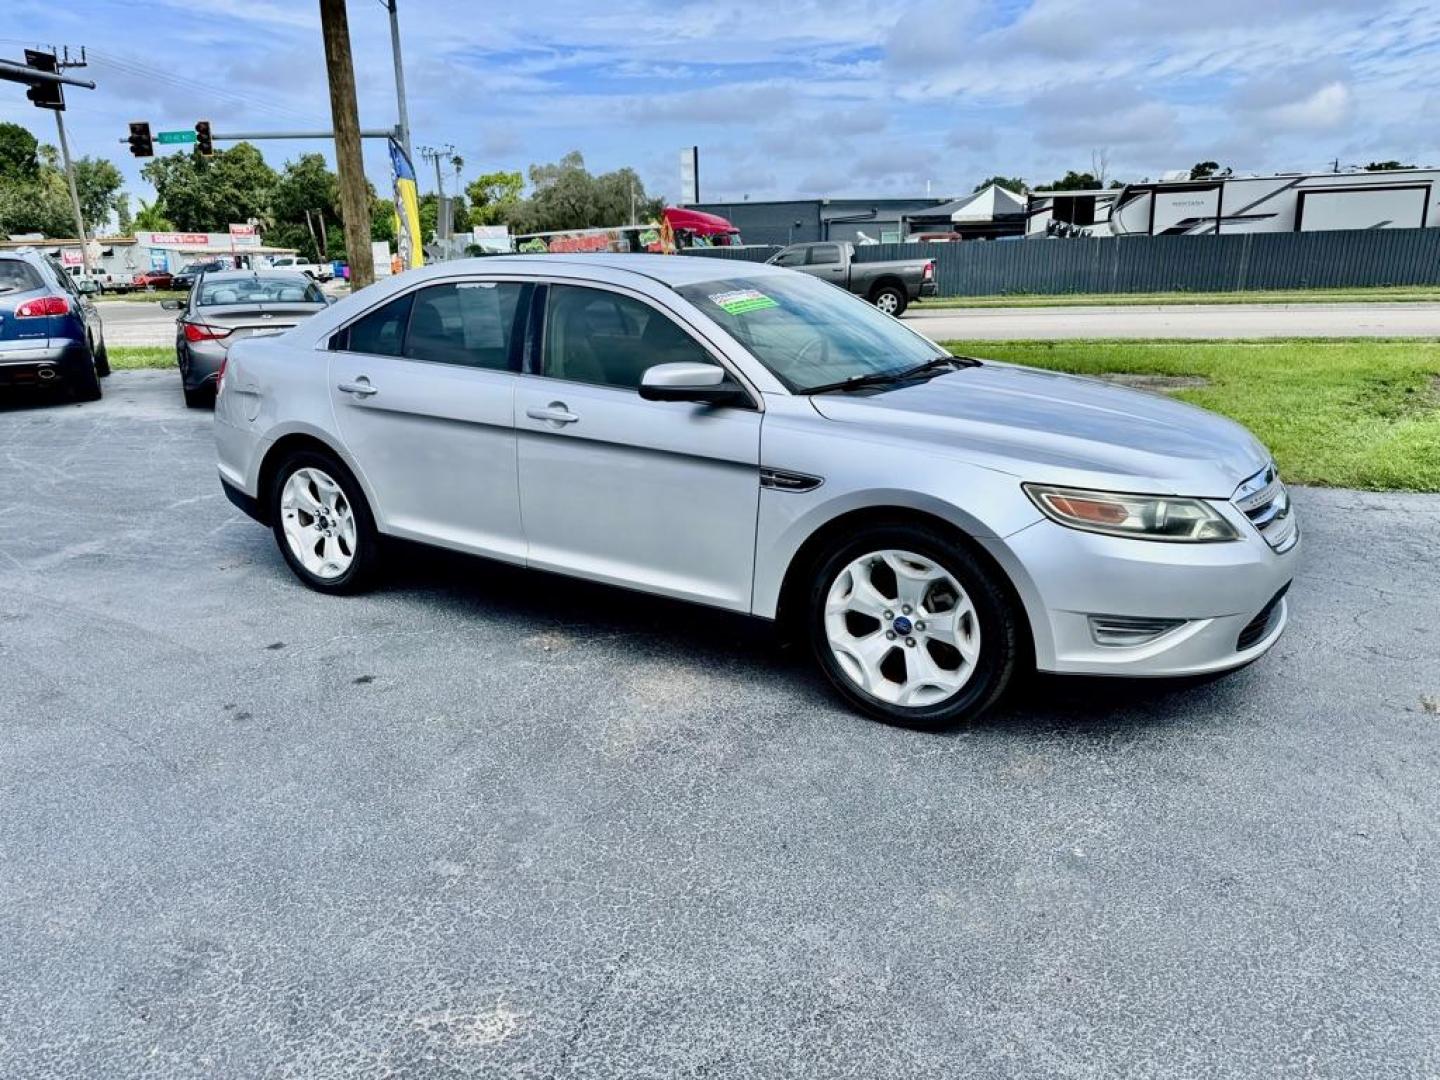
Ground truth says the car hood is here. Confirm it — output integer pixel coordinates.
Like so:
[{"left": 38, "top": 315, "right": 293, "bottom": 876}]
[{"left": 808, "top": 360, "right": 1269, "bottom": 497}]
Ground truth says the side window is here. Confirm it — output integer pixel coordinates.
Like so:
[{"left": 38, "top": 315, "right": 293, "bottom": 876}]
[
  {"left": 402, "top": 281, "right": 529, "bottom": 370},
  {"left": 808, "top": 245, "right": 840, "bottom": 266},
  {"left": 543, "top": 285, "right": 717, "bottom": 390},
  {"left": 338, "top": 292, "right": 413, "bottom": 356},
  {"left": 773, "top": 247, "right": 806, "bottom": 267}
]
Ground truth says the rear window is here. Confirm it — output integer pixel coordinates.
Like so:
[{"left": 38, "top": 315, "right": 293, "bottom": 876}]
[
  {"left": 0, "top": 259, "right": 44, "bottom": 296},
  {"left": 196, "top": 276, "right": 325, "bottom": 306}
]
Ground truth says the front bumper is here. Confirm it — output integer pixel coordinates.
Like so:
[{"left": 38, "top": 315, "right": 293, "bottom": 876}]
[{"left": 983, "top": 509, "right": 1299, "bottom": 677}]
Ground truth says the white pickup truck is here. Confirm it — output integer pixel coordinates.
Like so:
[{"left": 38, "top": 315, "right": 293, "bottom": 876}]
[{"left": 265, "top": 256, "right": 333, "bottom": 282}]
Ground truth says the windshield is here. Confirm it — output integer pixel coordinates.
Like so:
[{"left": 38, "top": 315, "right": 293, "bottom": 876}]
[
  {"left": 675, "top": 272, "right": 946, "bottom": 392},
  {"left": 197, "top": 276, "right": 325, "bottom": 307}
]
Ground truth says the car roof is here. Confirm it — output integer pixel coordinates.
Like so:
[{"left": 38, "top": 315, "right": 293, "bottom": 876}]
[{"left": 437, "top": 253, "right": 787, "bottom": 288}]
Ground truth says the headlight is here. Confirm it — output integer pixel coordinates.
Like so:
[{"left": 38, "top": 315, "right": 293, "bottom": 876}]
[{"left": 1024, "top": 484, "right": 1239, "bottom": 542}]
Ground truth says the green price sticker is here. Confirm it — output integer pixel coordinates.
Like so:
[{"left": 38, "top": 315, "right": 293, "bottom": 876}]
[{"left": 709, "top": 289, "right": 778, "bottom": 315}]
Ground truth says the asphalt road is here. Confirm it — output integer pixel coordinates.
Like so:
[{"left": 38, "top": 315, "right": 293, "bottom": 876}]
[
  {"left": 906, "top": 300, "right": 1440, "bottom": 340},
  {"left": 2, "top": 371, "right": 1438, "bottom": 1078},
  {"left": 97, "top": 297, "right": 1440, "bottom": 349}
]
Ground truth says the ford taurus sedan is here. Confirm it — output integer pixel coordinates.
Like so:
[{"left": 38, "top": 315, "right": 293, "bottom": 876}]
[{"left": 214, "top": 255, "right": 1297, "bottom": 728}]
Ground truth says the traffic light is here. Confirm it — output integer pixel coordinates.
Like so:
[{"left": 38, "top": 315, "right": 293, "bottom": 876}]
[
  {"left": 127, "top": 121, "right": 153, "bottom": 158},
  {"left": 23, "top": 49, "right": 63, "bottom": 111},
  {"left": 195, "top": 120, "right": 213, "bottom": 157}
]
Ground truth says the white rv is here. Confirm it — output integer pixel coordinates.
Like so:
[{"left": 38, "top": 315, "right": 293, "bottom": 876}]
[{"left": 1027, "top": 168, "right": 1440, "bottom": 238}]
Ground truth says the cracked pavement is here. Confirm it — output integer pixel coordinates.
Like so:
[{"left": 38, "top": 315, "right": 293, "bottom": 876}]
[{"left": 2, "top": 371, "right": 1438, "bottom": 1078}]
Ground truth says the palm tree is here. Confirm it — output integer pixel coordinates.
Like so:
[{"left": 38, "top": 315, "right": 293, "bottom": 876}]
[{"left": 132, "top": 197, "right": 173, "bottom": 233}]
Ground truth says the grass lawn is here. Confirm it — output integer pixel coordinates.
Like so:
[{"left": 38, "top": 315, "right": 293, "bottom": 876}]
[
  {"left": 914, "top": 285, "right": 1440, "bottom": 309},
  {"left": 943, "top": 338, "right": 1440, "bottom": 492},
  {"left": 110, "top": 347, "right": 173, "bottom": 370}
]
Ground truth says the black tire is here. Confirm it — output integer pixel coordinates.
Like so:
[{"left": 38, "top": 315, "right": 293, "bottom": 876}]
[
  {"left": 872, "top": 284, "right": 907, "bottom": 317},
  {"left": 268, "top": 448, "right": 382, "bottom": 595},
  {"left": 806, "top": 521, "right": 1019, "bottom": 729},
  {"left": 183, "top": 384, "right": 213, "bottom": 409},
  {"left": 94, "top": 337, "right": 111, "bottom": 377},
  {"left": 68, "top": 357, "right": 102, "bottom": 402}
]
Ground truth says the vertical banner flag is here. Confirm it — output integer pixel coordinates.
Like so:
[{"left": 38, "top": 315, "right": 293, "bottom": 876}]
[{"left": 389, "top": 138, "right": 424, "bottom": 270}]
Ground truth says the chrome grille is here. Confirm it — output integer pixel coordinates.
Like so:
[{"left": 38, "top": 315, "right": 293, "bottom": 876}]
[{"left": 1232, "top": 464, "right": 1297, "bottom": 552}]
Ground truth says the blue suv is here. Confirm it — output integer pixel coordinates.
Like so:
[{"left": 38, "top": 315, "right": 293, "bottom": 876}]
[{"left": 0, "top": 250, "right": 109, "bottom": 402}]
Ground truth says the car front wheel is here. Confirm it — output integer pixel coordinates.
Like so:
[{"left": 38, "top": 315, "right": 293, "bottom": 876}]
[
  {"left": 807, "top": 523, "right": 1019, "bottom": 728},
  {"left": 269, "top": 450, "right": 381, "bottom": 594}
]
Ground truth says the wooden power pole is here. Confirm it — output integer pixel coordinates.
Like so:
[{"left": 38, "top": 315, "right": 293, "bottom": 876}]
[{"left": 319, "top": 0, "right": 374, "bottom": 288}]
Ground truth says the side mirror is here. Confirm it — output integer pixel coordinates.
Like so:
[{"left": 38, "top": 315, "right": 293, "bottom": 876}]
[
  {"left": 639, "top": 362, "right": 748, "bottom": 406},
  {"left": 160, "top": 299, "right": 183, "bottom": 311}
]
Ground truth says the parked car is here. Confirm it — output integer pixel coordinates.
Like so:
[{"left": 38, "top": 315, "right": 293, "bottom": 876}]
[
  {"left": 131, "top": 269, "right": 174, "bottom": 291},
  {"left": 0, "top": 250, "right": 109, "bottom": 401},
  {"left": 766, "top": 241, "right": 936, "bottom": 315},
  {"left": 171, "top": 260, "right": 229, "bottom": 291},
  {"left": 266, "top": 255, "right": 333, "bottom": 282},
  {"left": 164, "top": 270, "right": 329, "bottom": 408},
  {"left": 215, "top": 255, "right": 1297, "bottom": 728}
]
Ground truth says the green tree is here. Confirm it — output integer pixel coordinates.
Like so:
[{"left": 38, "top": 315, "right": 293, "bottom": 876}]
[
  {"left": 972, "top": 175, "right": 1027, "bottom": 194},
  {"left": 116, "top": 193, "right": 133, "bottom": 235},
  {"left": 141, "top": 143, "right": 277, "bottom": 231},
  {"left": 1040, "top": 170, "right": 1101, "bottom": 191},
  {"left": 417, "top": 191, "right": 471, "bottom": 241},
  {"left": 133, "top": 198, "right": 173, "bottom": 232},
  {"left": 506, "top": 151, "right": 662, "bottom": 233},
  {"left": 1365, "top": 160, "right": 1413, "bottom": 171},
  {"left": 0, "top": 121, "right": 40, "bottom": 183},
  {"left": 73, "top": 156, "right": 124, "bottom": 231},
  {"left": 466, "top": 170, "right": 524, "bottom": 226},
  {"left": 267, "top": 153, "right": 340, "bottom": 260}
]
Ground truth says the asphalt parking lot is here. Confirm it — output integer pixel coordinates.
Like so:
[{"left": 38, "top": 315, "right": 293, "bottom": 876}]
[{"left": 2, "top": 371, "right": 1438, "bottom": 1078}]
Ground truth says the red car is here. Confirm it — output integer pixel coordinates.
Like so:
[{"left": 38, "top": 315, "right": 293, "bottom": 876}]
[{"left": 131, "top": 269, "right": 174, "bottom": 291}]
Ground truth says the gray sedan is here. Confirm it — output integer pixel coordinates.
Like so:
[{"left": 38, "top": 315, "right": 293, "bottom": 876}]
[
  {"left": 165, "top": 270, "right": 328, "bottom": 408},
  {"left": 213, "top": 255, "right": 1297, "bottom": 728}
]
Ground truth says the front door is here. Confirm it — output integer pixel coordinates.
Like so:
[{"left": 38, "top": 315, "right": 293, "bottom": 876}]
[
  {"left": 514, "top": 283, "right": 762, "bottom": 611},
  {"left": 328, "top": 279, "right": 532, "bottom": 562}
]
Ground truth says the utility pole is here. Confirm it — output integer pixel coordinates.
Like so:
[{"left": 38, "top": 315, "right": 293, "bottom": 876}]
[
  {"left": 52, "top": 49, "right": 94, "bottom": 278},
  {"left": 418, "top": 144, "right": 454, "bottom": 240},
  {"left": 385, "top": 0, "right": 412, "bottom": 164},
  {"left": 319, "top": 0, "right": 374, "bottom": 287}
]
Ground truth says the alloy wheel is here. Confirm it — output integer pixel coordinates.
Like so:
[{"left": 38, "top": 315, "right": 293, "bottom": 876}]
[
  {"left": 823, "top": 548, "right": 980, "bottom": 707},
  {"left": 875, "top": 292, "right": 900, "bottom": 315},
  {"left": 280, "top": 466, "right": 357, "bottom": 580}
]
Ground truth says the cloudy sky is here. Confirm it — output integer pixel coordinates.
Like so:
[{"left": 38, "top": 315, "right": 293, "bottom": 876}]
[{"left": 5, "top": 0, "right": 1438, "bottom": 207}]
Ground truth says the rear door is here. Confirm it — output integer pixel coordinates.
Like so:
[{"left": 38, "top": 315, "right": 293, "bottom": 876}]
[
  {"left": 513, "top": 282, "right": 762, "bottom": 610},
  {"left": 328, "top": 278, "right": 533, "bottom": 562}
]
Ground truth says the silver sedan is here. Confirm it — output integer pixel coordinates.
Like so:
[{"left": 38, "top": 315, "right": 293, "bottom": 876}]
[{"left": 214, "top": 255, "right": 1297, "bottom": 727}]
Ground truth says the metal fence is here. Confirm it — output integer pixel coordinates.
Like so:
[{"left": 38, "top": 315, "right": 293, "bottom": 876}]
[
  {"left": 849, "top": 229, "right": 1440, "bottom": 297},
  {"left": 684, "top": 229, "right": 1440, "bottom": 296}
]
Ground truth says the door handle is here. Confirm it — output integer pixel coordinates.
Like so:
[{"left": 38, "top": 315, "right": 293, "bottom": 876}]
[
  {"left": 337, "top": 378, "right": 378, "bottom": 398},
  {"left": 526, "top": 402, "right": 579, "bottom": 426}
]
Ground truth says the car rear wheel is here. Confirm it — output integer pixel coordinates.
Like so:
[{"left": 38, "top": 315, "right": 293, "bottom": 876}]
[
  {"left": 872, "top": 284, "right": 907, "bottom": 317},
  {"left": 93, "top": 338, "right": 111, "bottom": 377},
  {"left": 807, "top": 523, "right": 1018, "bottom": 728},
  {"left": 183, "top": 385, "right": 212, "bottom": 409},
  {"left": 67, "top": 356, "right": 102, "bottom": 402},
  {"left": 269, "top": 450, "right": 381, "bottom": 595}
]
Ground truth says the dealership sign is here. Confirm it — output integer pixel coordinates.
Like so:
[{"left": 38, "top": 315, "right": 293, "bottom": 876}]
[
  {"left": 146, "top": 232, "right": 209, "bottom": 246},
  {"left": 60, "top": 248, "right": 82, "bottom": 267}
]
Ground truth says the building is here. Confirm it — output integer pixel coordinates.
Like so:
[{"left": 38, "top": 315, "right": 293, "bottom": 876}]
[
  {"left": 0, "top": 230, "right": 300, "bottom": 278},
  {"left": 1026, "top": 167, "right": 1440, "bottom": 238},
  {"left": 689, "top": 197, "right": 953, "bottom": 246}
]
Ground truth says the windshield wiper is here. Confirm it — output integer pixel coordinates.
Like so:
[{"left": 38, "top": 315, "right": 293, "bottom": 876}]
[{"left": 803, "top": 354, "right": 980, "bottom": 395}]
